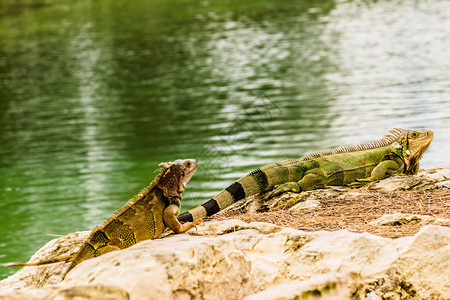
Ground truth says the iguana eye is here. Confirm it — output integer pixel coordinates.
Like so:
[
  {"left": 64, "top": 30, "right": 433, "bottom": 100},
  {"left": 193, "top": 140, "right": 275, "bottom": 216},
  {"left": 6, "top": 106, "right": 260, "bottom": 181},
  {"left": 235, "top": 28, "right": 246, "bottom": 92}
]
[{"left": 410, "top": 131, "right": 419, "bottom": 138}]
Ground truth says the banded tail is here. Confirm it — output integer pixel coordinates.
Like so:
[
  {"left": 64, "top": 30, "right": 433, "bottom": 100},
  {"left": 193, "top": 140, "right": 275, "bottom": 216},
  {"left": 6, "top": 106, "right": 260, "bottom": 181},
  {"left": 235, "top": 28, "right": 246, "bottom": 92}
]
[{"left": 177, "top": 160, "right": 314, "bottom": 222}]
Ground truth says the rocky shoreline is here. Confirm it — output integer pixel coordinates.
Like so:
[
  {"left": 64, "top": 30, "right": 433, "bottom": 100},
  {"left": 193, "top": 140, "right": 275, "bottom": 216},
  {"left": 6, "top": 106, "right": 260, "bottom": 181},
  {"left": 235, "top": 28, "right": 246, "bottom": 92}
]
[{"left": 0, "top": 166, "right": 449, "bottom": 299}]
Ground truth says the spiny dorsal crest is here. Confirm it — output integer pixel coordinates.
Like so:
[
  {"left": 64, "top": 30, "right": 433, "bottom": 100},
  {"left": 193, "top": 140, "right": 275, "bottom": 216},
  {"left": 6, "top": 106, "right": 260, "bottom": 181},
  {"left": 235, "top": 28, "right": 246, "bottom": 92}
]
[
  {"left": 300, "top": 128, "right": 407, "bottom": 161},
  {"left": 108, "top": 164, "right": 170, "bottom": 220},
  {"left": 248, "top": 128, "right": 408, "bottom": 175},
  {"left": 253, "top": 158, "right": 299, "bottom": 172}
]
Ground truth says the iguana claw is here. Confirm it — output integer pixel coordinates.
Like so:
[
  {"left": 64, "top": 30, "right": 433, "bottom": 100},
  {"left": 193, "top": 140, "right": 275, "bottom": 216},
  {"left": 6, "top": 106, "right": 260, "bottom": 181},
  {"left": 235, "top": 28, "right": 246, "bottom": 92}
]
[
  {"left": 349, "top": 178, "right": 372, "bottom": 188},
  {"left": 192, "top": 219, "right": 203, "bottom": 231},
  {"left": 265, "top": 182, "right": 300, "bottom": 199}
]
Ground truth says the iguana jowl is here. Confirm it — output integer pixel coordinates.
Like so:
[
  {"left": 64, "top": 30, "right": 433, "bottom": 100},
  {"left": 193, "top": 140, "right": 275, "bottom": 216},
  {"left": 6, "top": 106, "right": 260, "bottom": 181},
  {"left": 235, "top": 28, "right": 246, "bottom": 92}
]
[
  {"left": 178, "top": 129, "right": 434, "bottom": 222},
  {"left": 7, "top": 159, "right": 201, "bottom": 278}
]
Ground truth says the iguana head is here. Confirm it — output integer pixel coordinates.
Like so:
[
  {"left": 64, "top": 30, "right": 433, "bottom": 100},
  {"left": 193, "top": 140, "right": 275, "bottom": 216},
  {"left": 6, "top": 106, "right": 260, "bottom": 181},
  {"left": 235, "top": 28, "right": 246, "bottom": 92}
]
[
  {"left": 392, "top": 129, "right": 434, "bottom": 175},
  {"left": 158, "top": 159, "right": 198, "bottom": 198},
  {"left": 169, "top": 159, "right": 198, "bottom": 191}
]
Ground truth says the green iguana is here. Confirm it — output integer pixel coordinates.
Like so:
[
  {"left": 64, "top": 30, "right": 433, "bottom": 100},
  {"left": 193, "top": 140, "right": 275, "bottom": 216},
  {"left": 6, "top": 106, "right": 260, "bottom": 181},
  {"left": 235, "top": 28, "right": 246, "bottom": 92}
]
[
  {"left": 7, "top": 159, "right": 201, "bottom": 278},
  {"left": 178, "top": 128, "right": 433, "bottom": 222}
]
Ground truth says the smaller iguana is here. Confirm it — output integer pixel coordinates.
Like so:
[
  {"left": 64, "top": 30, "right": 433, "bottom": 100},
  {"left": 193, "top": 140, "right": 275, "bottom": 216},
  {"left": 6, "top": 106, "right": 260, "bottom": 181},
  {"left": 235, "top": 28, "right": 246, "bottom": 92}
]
[{"left": 7, "top": 159, "right": 201, "bottom": 278}]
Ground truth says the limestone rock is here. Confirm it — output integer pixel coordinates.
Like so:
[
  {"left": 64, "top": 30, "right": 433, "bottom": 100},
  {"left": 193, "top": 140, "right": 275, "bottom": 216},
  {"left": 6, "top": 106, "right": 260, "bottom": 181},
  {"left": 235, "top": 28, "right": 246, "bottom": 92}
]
[
  {"left": 0, "top": 285, "right": 129, "bottom": 300},
  {"left": 219, "top": 188, "right": 342, "bottom": 216},
  {"left": 370, "top": 213, "right": 434, "bottom": 226},
  {"left": 0, "top": 221, "right": 448, "bottom": 300},
  {"left": 244, "top": 273, "right": 350, "bottom": 300},
  {"left": 0, "top": 231, "right": 89, "bottom": 291},
  {"left": 420, "top": 165, "right": 450, "bottom": 182},
  {"left": 365, "top": 291, "right": 382, "bottom": 300},
  {"left": 437, "top": 180, "right": 450, "bottom": 189},
  {"left": 370, "top": 213, "right": 450, "bottom": 227},
  {"left": 187, "top": 218, "right": 282, "bottom": 236},
  {"left": 366, "top": 165, "right": 450, "bottom": 191},
  {"left": 263, "top": 188, "right": 342, "bottom": 211},
  {"left": 366, "top": 175, "right": 437, "bottom": 191},
  {"left": 290, "top": 199, "right": 321, "bottom": 210}
]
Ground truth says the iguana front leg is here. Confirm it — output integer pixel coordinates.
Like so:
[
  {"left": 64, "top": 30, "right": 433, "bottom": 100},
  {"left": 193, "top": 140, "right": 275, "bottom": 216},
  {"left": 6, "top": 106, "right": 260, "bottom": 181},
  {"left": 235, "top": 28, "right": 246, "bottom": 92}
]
[
  {"left": 265, "top": 169, "right": 327, "bottom": 199},
  {"left": 163, "top": 197, "right": 202, "bottom": 233},
  {"left": 350, "top": 160, "right": 403, "bottom": 187}
]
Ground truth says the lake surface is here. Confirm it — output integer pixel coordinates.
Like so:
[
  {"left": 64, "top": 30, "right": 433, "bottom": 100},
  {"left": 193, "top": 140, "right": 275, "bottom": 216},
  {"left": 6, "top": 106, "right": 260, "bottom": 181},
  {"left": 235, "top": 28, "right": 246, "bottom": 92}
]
[{"left": 0, "top": 0, "right": 449, "bottom": 279}]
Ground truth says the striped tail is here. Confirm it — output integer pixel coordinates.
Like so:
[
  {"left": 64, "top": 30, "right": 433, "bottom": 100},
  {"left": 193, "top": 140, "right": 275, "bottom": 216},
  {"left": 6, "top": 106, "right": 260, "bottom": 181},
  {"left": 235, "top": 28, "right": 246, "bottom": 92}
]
[
  {"left": 178, "top": 162, "right": 307, "bottom": 222},
  {"left": 177, "top": 181, "right": 247, "bottom": 222}
]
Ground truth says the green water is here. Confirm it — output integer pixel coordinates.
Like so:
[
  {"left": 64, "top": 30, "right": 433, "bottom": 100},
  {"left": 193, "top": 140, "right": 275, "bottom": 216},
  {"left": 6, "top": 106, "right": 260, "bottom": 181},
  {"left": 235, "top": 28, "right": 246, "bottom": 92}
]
[{"left": 1, "top": 0, "right": 449, "bottom": 279}]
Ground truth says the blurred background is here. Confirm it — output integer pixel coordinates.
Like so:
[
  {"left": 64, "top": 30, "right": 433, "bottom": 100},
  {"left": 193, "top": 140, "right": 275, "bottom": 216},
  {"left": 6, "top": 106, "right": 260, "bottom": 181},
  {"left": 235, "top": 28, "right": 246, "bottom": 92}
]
[{"left": 0, "top": 0, "right": 449, "bottom": 279}]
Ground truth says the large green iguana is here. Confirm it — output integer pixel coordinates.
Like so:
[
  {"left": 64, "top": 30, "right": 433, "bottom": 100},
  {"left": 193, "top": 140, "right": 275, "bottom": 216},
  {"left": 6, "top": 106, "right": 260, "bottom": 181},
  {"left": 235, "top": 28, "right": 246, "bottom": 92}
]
[
  {"left": 7, "top": 159, "right": 201, "bottom": 278},
  {"left": 178, "top": 128, "right": 433, "bottom": 223}
]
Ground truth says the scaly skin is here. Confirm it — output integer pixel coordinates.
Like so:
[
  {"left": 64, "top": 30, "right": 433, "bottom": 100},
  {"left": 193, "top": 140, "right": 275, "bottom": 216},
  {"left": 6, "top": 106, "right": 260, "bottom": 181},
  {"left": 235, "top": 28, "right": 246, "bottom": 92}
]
[
  {"left": 178, "top": 129, "right": 433, "bottom": 223},
  {"left": 7, "top": 159, "right": 201, "bottom": 278}
]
